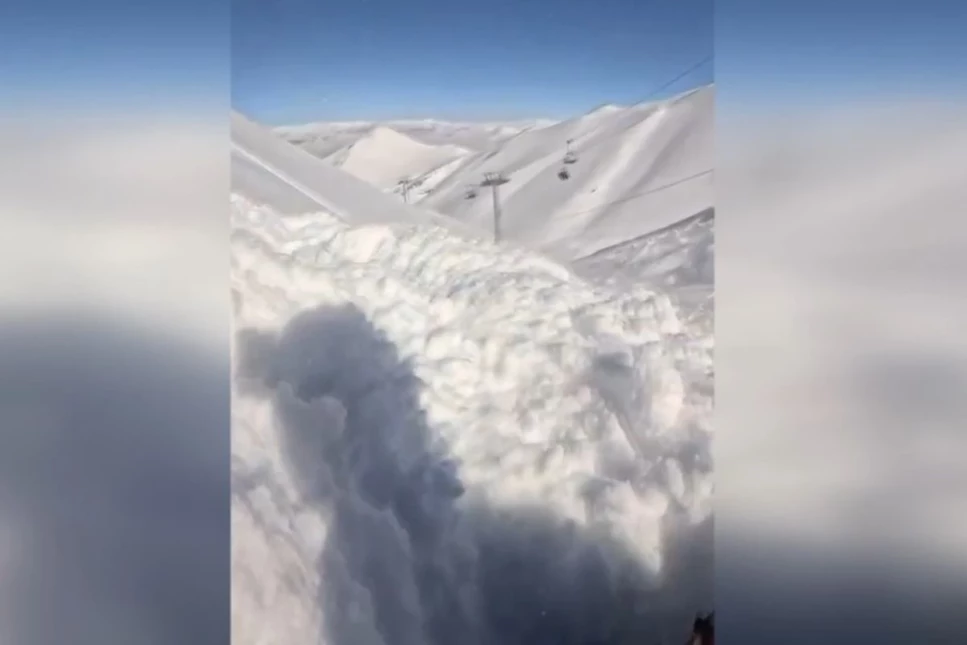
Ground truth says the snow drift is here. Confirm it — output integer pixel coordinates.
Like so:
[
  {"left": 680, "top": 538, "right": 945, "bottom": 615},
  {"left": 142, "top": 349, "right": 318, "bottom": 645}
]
[{"left": 230, "top": 190, "right": 713, "bottom": 644}]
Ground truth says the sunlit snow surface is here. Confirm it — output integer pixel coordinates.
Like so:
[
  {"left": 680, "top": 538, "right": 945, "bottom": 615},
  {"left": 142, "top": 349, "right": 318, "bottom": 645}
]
[
  {"left": 231, "top": 193, "right": 713, "bottom": 645},
  {"left": 280, "top": 85, "right": 713, "bottom": 263}
]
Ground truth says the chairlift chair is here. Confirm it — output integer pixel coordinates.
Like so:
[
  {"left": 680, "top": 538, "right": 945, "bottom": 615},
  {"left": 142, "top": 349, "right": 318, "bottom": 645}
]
[{"left": 563, "top": 138, "right": 578, "bottom": 164}]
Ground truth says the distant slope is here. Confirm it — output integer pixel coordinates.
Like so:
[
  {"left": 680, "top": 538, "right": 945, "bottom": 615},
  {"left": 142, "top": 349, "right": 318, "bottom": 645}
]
[
  {"left": 268, "top": 85, "right": 713, "bottom": 267},
  {"left": 324, "top": 126, "right": 470, "bottom": 192},
  {"left": 420, "top": 85, "right": 714, "bottom": 261},
  {"left": 230, "top": 111, "right": 480, "bottom": 240},
  {"left": 277, "top": 119, "right": 554, "bottom": 156},
  {"left": 382, "top": 119, "right": 558, "bottom": 150}
]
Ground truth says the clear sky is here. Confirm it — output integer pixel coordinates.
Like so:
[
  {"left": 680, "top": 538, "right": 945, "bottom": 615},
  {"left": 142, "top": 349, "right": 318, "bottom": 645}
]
[
  {"left": 715, "top": 0, "right": 966, "bottom": 118},
  {"left": 232, "top": 0, "right": 713, "bottom": 125},
  {"left": 0, "top": 0, "right": 227, "bottom": 116},
  {"left": 1, "top": 0, "right": 962, "bottom": 123}
]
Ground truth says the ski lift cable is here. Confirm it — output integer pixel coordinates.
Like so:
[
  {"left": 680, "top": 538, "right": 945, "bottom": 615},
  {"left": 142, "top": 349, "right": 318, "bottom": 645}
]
[
  {"left": 635, "top": 53, "right": 713, "bottom": 105},
  {"left": 466, "top": 57, "right": 714, "bottom": 209},
  {"left": 558, "top": 54, "right": 712, "bottom": 162},
  {"left": 554, "top": 168, "right": 713, "bottom": 219}
]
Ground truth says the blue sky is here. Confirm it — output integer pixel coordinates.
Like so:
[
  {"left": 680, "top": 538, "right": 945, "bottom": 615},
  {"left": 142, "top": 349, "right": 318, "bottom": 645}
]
[
  {"left": 232, "top": 0, "right": 713, "bottom": 125},
  {"left": 716, "top": 0, "right": 966, "bottom": 116},
  {"left": 0, "top": 0, "right": 227, "bottom": 115},
  {"left": 2, "top": 0, "right": 961, "bottom": 123}
]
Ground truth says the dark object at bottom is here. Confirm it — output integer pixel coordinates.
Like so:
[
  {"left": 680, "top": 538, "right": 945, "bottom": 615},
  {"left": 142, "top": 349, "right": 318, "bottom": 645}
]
[{"left": 689, "top": 612, "right": 714, "bottom": 645}]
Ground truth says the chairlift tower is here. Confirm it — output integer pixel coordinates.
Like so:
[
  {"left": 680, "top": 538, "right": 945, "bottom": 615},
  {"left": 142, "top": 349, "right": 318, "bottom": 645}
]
[
  {"left": 395, "top": 178, "right": 411, "bottom": 203},
  {"left": 481, "top": 171, "right": 510, "bottom": 243},
  {"left": 396, "top": 177, "right": 423, "bottom": 204}
]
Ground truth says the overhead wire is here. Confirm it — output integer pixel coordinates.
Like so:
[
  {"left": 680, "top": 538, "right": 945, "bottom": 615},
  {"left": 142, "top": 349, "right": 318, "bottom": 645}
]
[
  {"left": 459, "top": 52, "right": 714, "bottom": 228},
  {"left": 543, "top": 52, "right": 714, "bottom": 219},
  {"left": 635, "top": 53, "right": 713, "bottom": 105},
  {"left": 554, "top": 168, "right": 713, "bottom": 220}
]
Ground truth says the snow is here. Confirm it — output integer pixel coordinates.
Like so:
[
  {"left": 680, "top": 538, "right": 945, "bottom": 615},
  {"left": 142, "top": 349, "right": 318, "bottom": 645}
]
[
  {"left": 278, "top": 118, "right": 554, "bottom": 157},
  {"left": 574, "top": 209, "right": 714, "bottom": 341},
  {"left": 324, "top": 126, "right": 470, "bottom": 193},
  {"left": 281, "top": 86, "right": 712, "bottom": 263},
  {"left": 231, "top": 111, "right": 480, "bottom": 239},
  {"left": 231, "top": 88, "right": 713, "bottom": 645},
  {"left": 423, "top": 86, "right": 713, "bottom": 262}
]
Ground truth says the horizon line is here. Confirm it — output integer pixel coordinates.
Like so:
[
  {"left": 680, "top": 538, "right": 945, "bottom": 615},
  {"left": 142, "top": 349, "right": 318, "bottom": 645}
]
[{"left": 242, "top": 81, "right": 715, "bottom": 129}]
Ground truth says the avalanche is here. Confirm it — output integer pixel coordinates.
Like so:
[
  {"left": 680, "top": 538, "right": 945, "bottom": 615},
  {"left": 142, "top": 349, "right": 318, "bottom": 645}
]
[{"left": 231, "top": 192, "right": 712, "bottom": 645}]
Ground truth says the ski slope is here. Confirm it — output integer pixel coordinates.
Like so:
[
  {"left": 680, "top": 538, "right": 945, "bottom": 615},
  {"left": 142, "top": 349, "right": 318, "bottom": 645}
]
[
  {"left": 281, "top": 85, "right": 713, "bottom": 262},
  {"left": 231, "top": 111, "right": 481, "bottom": 239},
  {"left": 324, "top": 126, "right": 470, "bottom": 193},
  {"left": 231, "top": 101, "right": 714, "bottom": 645},
  {"left": 430, "top": 86, "right": 712, "bottom": 261}
]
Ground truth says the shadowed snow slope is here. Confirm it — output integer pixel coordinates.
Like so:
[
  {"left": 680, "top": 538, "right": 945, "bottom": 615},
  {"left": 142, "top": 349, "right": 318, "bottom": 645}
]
[
  {"left": 231, "top": 191, "right": 713, "bottom": 645},
  {"left": 420, "top": 86, "right": 713, "bottom": 261}
]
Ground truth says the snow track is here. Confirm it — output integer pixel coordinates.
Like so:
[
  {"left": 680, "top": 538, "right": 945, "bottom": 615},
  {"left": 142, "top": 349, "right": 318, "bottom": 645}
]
[{"left": 231, "top": 195, "right": 713, "bottom": 645}]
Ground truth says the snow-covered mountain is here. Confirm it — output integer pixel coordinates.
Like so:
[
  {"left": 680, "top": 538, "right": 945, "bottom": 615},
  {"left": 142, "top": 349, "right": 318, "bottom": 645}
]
[
  {"left": 231, "top": 111, "right": 477, "bottom": 236},
  {"left": 230, "top": 89, "right": 714, "bottom": 645},
  {"left": 423, "top": 86, "right": 712, "bottom": 261},
  {"left": 277, "top": 118, "right": 554, "bottom": 157},
  {"left": 322, "top": 126, "right": 471, "bottom": 193},
  {"left": 280, "top": 85, "right": 713, "bottom": 263}
]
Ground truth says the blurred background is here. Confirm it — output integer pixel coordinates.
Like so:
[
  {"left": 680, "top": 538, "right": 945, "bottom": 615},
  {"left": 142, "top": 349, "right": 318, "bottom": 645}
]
[
  {"left": 716, "top": 2, "right": 967, "bottom": 641},
  {"left": 1, "top": 0, "right": 965, "bottom": 643},
  {"left": 0, "top": 0, "right": 230, "bottom": 643}
]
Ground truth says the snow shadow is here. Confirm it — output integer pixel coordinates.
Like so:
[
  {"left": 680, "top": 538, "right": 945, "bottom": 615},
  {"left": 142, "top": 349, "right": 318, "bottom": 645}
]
[
  {"left": 237, "top": 303, "right": 711, "bottom": 645},
  {"left": 0, "top": 315, "right": 230, "bottom": 645}
]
